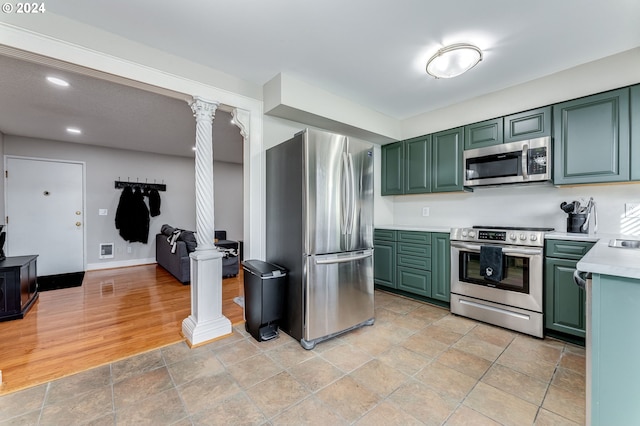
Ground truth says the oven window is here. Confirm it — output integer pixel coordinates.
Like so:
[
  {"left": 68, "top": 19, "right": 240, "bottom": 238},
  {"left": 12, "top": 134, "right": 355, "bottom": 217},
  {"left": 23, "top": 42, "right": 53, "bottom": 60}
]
[
  {"left": 466, "top": 153, "right": 520, "bottom": 180},
  {"left": 460, "top": 252, "right": 530, "bottom": 294}
]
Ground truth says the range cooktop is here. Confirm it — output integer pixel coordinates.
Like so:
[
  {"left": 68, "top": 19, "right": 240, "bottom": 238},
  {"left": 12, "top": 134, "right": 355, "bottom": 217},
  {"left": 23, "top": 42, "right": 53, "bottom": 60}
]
[{"left": 472, "top": 226, "right": 555, "bottom": 232}]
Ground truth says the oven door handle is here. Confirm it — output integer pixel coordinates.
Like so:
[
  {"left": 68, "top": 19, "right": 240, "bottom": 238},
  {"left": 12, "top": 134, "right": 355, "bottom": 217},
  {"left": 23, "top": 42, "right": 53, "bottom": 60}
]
[{"left": 451, "top": 241, "right": 542, "bottom": 256}]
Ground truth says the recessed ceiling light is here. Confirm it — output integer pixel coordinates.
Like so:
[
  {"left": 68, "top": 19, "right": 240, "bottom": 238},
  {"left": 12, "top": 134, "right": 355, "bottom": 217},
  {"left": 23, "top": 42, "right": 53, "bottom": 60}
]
[
  {"left": 46, "top": 76, "right": 70, "bottom": 87},
  {"left": 426, "top": 43, "right": 483, "bottom": 79},
  {"left": 66, "top": 127, "right": 82, "bottom": 134}
]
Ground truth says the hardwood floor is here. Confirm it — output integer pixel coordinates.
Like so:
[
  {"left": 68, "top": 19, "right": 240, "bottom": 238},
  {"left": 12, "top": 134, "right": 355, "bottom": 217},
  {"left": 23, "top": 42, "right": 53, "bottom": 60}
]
[{"left": 0, "top": 264, "right": 244, "bottom": 396}]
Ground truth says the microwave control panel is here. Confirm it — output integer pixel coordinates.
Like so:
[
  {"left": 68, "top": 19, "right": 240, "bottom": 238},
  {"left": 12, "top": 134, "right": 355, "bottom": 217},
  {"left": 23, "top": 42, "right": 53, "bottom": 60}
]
[{"left": 527, "top": 147, "right": 547, "bottom": 174}]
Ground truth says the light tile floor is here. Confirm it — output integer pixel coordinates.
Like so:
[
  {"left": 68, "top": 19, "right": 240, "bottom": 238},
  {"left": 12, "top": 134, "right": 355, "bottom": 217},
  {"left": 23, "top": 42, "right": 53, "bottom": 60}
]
[{"left": 0, "top": 290, "right": 586, "bottom": 425}]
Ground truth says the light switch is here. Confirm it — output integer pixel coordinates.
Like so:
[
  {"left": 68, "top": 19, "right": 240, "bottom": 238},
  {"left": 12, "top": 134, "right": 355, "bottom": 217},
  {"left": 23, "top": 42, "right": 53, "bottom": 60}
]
[{"left": 99, "top": 209, "right": 108, "bottom": 216}]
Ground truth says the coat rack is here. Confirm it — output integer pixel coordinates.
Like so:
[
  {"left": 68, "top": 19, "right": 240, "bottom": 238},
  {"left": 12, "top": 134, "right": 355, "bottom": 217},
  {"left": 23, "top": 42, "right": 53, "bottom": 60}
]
[{"left": 114, "top": 178, "right": 166, "bottom": 192}]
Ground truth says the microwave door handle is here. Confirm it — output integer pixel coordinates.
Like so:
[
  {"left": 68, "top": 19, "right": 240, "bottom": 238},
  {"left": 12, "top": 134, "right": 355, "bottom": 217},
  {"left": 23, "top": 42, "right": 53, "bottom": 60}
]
[{"left": 521, "top": 144, "right": 529, "bottom": 180}]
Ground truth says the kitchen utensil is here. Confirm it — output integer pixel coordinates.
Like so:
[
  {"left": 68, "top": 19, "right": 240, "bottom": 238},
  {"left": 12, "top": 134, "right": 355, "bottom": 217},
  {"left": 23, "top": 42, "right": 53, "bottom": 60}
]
[
  {"left": 572, "top": 200, "right": 580, "bottom": 214},
  {"left": 561, "top": 202, "right": 575, "bottom": 213}
]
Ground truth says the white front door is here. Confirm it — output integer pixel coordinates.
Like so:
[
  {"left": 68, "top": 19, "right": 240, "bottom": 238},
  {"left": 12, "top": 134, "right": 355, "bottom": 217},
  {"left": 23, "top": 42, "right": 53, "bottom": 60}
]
[{"left": 5, "top": 157, "right": 85, "bottom": 276}]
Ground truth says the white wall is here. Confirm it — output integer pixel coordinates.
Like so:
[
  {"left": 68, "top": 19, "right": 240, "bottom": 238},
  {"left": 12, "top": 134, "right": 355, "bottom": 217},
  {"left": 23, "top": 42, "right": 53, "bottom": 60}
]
[
  {"left": 391, "top": 183, "right": 640, "bottom": 237},
  {"left": 3, "top": 136, "right": 198, "bottom": 269},
  {"left": 4, "top": 136, "right": 245, "bottom": 268},
  {"left": 213, "top": 160, "right": 243, "bottom": 241}
]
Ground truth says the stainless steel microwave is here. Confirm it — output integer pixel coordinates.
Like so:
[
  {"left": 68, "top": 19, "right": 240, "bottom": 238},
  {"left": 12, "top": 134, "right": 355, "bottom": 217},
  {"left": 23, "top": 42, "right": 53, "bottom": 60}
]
[{"left": 463, "top": 136, "right": 551, "bottom": 187}]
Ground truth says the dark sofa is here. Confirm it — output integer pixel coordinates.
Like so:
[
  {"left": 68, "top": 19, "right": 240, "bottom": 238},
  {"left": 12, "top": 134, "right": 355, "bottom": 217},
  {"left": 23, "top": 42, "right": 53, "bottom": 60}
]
[{"left": 155, "top": 225, "right": 239, "bottom": 284}]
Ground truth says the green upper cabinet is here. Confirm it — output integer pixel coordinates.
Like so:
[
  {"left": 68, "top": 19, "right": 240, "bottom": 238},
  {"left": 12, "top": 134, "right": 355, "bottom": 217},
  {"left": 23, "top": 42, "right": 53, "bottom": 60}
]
[
  {"left": 504, "top": 106, "right": 551, "bottom": 143},
  {"left": 464, "top": 118, "right": 503, "bottom": 150},
  {"left": 381, "top": 141, "right": 404, "bottom": 195},
  {"left": 553, "top": 88, "right": 630, "bottom": 185},
  {"left": 631, "top": 85, "right": 640, "bottom": 181},
  {"left": 432, "top": 127, "right": 464, "bottom": 192},
  {"left": 405, "top": 136, "right": 432, "bottom": 194}
]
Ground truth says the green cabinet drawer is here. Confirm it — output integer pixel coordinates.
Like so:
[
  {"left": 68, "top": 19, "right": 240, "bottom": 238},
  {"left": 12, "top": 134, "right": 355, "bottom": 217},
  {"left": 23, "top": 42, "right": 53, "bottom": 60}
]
[
  {"left": 398, "top": 231, "right": 431, "bottom": 245},
  {"left": 504, "top": 106, "right": 551, "bottom": 143},
  {"left": 397, "top": 266, "right": 431, "bottom": 297},
  {"left": 397, "top": 254, "right": 432, "bottom": 271},
  {"left": 397, "top": 242, "right": 432, "bottom": 257},
  {"left": 545, "top": 239, "right": 595, "bottom": 260},
  {"left": 374, "top": 229, "right": 397, "bottom": 242},
  {"left": 464, "top": 117, "right": 503, "bottom": 150}
]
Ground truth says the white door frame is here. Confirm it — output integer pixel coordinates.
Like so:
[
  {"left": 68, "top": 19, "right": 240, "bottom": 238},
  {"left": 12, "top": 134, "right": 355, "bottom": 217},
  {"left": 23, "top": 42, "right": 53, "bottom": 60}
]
[{"left": 4, "top": 155, "right": 87, "bottom": 273}]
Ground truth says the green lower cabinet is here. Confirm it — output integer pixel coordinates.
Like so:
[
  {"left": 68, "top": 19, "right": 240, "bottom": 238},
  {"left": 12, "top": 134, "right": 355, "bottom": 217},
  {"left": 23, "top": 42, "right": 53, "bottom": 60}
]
[
  {"left": 374, "top": 229, "right": 449, "bottom": 304},
  {"left": 431, "top": 233, "right": 451, "bottom": 303},
  {"left": 397, "top": 266, "right": 431, "bottom": 297},
  {"left": 544, "top": 257, "right": 585, "bottom": 338},
  {"left": 374, "top": 240, "right": 396, "bottom": 289}
]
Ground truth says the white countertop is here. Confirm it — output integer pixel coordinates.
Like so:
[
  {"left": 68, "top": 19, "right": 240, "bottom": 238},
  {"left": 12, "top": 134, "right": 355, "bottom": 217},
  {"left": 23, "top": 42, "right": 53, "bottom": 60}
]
[
  {"left": 375, "top": 225, "right": 452, "bottom": 233},
  {"left": 577, "top": 234, "right": 640, "bottom": 280},
  {"left": 545, "top": 231, "right": 600, "bottom": 242}
]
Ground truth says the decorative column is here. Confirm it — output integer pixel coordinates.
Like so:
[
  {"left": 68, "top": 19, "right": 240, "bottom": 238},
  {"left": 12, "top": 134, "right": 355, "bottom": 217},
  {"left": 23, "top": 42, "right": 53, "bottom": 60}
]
[{"left": 182, "top": 96, "right": 231, "bottom": 346}]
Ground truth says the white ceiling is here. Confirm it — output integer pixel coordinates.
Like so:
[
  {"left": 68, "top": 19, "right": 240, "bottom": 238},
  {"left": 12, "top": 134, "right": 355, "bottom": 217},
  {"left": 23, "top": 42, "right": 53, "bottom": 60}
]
[
  {"left": 0, "top": 54, "right": 244, "bottom": 162},
  {"left": 1, "top": 1, "right": 639, "bottom": 158}
]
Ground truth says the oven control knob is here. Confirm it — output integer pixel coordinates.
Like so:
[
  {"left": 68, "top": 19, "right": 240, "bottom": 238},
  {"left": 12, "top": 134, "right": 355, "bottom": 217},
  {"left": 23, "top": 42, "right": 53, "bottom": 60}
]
[
  {"left": 468, "top": 231, "right": 476, "bottom": 238},
  {"left": 509, "top": 233, "right": 516, "bottom": 240},
  {"left": 462, "top": 230, "right": 468, "bottom": 237},
  {"left": 519, "top": 233, "right": 526, "bottom": 240},
  {"left": 530, "top": 234, "right": 538, "bottom": 241}
]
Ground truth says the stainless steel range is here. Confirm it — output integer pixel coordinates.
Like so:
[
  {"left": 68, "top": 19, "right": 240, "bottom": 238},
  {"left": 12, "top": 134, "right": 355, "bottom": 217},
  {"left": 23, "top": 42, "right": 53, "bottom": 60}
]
[{"left": 450, "top": 226, "right": 553, "bottom": 337}]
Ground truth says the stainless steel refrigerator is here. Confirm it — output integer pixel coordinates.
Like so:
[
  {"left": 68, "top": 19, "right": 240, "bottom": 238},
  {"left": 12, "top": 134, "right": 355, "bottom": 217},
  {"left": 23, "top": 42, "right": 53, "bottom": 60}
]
[{"left": 266, "top": 128, "right": 374, "bottom": 349}]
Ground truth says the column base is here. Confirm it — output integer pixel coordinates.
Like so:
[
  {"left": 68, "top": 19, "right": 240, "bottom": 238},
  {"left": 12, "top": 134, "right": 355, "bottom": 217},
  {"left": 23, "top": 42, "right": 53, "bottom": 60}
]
[
  {"left": 182, "top": 248, "right": 232, "bottom": 346},
  {"left": 182, "top": 314, "right": 232, "bottom": 347}
]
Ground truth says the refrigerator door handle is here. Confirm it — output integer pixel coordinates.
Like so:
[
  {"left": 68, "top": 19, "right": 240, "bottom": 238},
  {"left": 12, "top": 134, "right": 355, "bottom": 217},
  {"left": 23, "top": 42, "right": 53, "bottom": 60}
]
[
  {"left": 341, "top": 152, "right": 350, "bottom": 234},
  {"left": 346, "top": 152, "right": 356, "bottom": 235},
  {"left": 315, "top": 251, "right": 372, "bottom": 264}
]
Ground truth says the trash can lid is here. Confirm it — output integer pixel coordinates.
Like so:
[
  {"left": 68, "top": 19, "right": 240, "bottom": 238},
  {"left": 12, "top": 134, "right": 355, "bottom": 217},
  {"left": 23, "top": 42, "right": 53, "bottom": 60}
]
[{"left": 242, "top": 259, "right": 287, "bottom": 278}]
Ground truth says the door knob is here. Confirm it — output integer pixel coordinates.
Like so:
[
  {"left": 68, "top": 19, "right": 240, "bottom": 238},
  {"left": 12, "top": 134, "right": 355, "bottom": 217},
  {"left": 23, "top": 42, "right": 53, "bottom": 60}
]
[{"left": 76, "top": 222, "right": 82, "bottom": 227}]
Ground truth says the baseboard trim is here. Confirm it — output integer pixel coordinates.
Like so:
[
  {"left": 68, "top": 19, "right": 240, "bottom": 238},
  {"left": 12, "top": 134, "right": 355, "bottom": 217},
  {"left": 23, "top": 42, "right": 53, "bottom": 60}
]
[{"left": 87, "top": 258, "right": 157, "bottom": 271}]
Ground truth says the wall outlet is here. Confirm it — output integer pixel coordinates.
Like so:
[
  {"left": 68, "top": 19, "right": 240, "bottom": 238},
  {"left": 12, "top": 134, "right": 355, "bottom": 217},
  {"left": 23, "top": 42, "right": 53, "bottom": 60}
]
[
  {"left": 127, "top": 246, "right": 132, "bottom": 254},
  {"left": 625, "top": 203, "right": 640, "bottom": 218},
  {"left": 422, "top": 207, "right": 430, "bottom": 217}
]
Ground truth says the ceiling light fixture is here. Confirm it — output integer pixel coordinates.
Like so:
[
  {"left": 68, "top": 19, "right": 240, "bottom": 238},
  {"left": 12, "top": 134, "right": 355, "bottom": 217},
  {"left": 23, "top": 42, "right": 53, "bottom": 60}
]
[
  {"left": 66, "top": 127, "right": 82, "bottom": 134},
  {"left": 46, "top": 76, "right": 70, "bottom": 87},
  {"left": 426, "top": 43, "right": 483, "bottom": 79}
]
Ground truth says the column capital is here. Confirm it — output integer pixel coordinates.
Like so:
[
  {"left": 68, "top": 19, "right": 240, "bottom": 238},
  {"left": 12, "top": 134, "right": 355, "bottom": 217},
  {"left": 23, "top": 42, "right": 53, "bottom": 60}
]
[
  {"left": 190, "top": 96, "right": 219, "bottom": 123},
  {"left": 231, "top": 108, "right": 250, "bottom": 139}
]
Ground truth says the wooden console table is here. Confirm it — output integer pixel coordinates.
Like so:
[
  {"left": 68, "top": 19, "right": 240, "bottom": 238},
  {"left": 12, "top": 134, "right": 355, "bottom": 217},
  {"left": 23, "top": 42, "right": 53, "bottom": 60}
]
[{"left": 0, "top": 255, "right": 38, "bottom": 321}]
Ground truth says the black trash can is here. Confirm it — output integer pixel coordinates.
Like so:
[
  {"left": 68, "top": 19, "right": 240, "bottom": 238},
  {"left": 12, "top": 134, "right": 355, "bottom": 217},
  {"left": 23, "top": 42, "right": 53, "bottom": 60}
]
[{"left": 242, "top": 260, "right": 287, "bottom": 342}]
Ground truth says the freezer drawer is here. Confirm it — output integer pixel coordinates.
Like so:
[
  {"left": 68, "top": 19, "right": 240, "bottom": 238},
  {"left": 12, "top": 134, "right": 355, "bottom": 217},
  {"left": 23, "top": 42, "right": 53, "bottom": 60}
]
[{"left": 304, "top": 250, "right": 374, "bottom": 345}]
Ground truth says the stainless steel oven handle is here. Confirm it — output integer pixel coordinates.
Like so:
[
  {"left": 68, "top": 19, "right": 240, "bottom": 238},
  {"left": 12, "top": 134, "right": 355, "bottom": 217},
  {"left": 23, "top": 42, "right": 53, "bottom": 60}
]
[{"left": 450, "top": 241, "right": 541, "bottom": 256}]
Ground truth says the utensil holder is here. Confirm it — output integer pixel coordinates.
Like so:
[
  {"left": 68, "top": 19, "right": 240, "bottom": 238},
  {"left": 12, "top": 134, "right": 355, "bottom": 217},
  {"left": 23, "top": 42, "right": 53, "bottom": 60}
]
[{"left": 567, "top": 213, "right": 588, "bottom": 233}]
